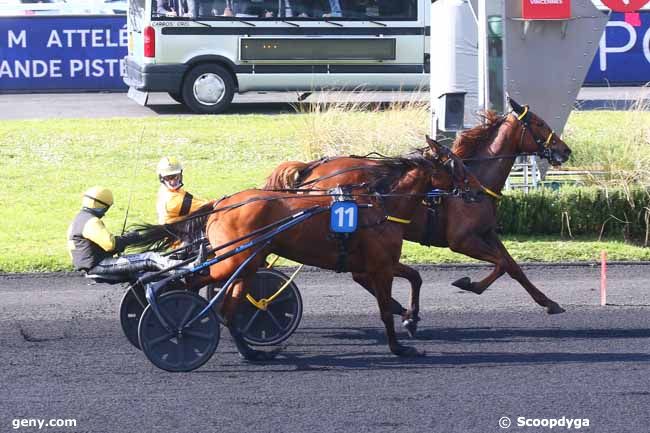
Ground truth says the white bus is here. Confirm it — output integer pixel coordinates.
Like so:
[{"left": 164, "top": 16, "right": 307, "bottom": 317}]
[{"left": 124, "top": 0, "right": 430, "bottom": 113}]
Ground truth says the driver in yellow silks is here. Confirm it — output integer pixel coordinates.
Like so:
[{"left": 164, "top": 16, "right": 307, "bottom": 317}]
[{"left": 156, "top": 157, "right": 208, "bottom": 224}]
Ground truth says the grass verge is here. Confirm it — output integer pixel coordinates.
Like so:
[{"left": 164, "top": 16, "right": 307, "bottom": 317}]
[{"left": 1, "top": 108, "right": 648, "bottom": 273}]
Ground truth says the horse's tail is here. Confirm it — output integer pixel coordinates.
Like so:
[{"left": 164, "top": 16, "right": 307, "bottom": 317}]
[
  {"left": 127, "top": 202, "right": 215, "bottom": 252},
  {"left": 263, "top": 161, "right": 309, "bottom": 190},
  {"left": 127, "top": 222, "right": 179, "bottom": 252}
]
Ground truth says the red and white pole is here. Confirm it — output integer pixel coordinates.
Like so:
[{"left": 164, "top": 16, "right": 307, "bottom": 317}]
[{"left": 600, "top": 250, "right": 607, "bottom": 306}]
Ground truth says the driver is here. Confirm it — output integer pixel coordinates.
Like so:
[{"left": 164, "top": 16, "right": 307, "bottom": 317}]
[
  {"left": 156, "top": 157, "right": 208, "bottom": 224},
  {"left": 67, "top": 186, "right": 187, "bottom": 277}
]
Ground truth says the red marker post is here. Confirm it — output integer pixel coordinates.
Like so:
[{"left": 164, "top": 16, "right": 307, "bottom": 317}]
[{"left": 600, "top": 251, "right": 607, "bottom": 307}]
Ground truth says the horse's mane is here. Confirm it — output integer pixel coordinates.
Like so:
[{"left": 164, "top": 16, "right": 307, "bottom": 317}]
[
  {"left": 357, "top": 150, "right": 434, "bottom": 194},
  {"left": 452, "top": 111, "right": 506, "bottom": 159},
  {"left": 129, "top": 202, "right": 215, "bottom": 252},
  {"left": 264, "top": 151, "right": 433, "bottom": 193}
]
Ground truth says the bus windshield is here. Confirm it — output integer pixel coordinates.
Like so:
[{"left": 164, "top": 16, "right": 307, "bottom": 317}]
[{"left": 151, "top": 0, "right": 417, "bottom": 21}]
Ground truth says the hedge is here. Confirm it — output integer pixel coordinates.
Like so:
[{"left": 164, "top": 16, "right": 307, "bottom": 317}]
[{"left": 497, "top": 186, "right": 650, "bottom": 242}]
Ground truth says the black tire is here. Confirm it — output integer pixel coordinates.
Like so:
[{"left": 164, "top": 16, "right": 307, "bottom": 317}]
[
  {"left": 168, "top": 92, "right": 184, "bottom": 104},
  {"left": 119, "top": 283, "right": 147, "bottom": 350},
  {"left": 138, "top": 291, "right": 220, "bottom": 372},
  {"left": 119, "top": 278, "right": 187, "bottom": 350},
  {"left": 233, "top": 268, "right": 303, "bottom": 346},
  {"left": 181, "top": 64, "right": 235, "bottom": 114}
]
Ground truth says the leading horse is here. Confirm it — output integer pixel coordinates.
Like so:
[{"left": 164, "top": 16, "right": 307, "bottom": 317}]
[
  {"left": 264, "top": 98, "right": 572, "bottom": 331},
  {"left": 136, "top": 143, "right": 450, "bottom": 360}
]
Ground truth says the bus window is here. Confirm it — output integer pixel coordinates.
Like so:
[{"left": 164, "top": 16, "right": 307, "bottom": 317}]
[{"left": 150, "top": 0, "right": 417, "bottom": 20}]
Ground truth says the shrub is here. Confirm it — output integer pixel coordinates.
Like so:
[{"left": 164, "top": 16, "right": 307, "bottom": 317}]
[{"left": 498, "top": 186, "right": 650, "bottom": 244}]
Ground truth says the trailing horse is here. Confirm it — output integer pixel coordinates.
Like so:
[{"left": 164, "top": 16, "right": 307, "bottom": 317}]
[{"left": 136, "top": 144, "right": 448, "bottom": 360}]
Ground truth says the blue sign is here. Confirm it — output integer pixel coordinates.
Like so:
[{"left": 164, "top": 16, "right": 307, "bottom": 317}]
[
  {"left": 585, "top": 12, "right": 650, "bottom": 86},
  {"left": 0, "top": 16, "right": 128, "bottom": 91},
  {"left": 330, "top": 201, "right": 358, "bottom": 233}
]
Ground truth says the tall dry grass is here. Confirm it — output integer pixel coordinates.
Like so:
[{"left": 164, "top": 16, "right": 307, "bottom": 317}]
[
  {"left": 290, "top": 89, "right": 431, "bottom": 159},
  {"left": 564, "top": 86, "right": 650, "bottom": 189}
]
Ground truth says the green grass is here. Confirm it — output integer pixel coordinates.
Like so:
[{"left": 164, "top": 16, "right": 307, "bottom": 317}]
[
  {"left": 1, "top": 110, "right": 648, "bottom": 273},
  {"left": 563, "top": 110, "right": 650, "bottom": 179}
]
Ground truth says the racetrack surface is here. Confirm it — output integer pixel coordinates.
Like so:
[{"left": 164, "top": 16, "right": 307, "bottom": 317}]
[{"left": 1, "top": 264, "right": 650, "bottom": 433}]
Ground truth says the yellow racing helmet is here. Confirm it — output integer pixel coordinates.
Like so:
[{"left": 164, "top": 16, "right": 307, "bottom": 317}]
[
  {"left": 157, "top": 156, "right": 183, "bottom": 178},
  {"left": 81, "top": 186, "right": 114, "bottom": 209}
]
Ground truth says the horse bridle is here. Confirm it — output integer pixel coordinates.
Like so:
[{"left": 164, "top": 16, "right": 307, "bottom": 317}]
[{"left": 515, "top": 105, "right": 557, "bottom": 162}]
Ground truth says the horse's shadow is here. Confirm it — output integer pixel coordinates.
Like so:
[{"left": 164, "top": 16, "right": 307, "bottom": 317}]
[{"left": 200, "top": 325, "right": 650, "bottom": 373}]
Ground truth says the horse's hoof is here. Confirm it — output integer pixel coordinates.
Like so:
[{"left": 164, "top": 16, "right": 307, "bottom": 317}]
[
  {"left": 451, "top": 277, "right": 474, "bottom": 292},
  {"left": 392, "top": 344, "right": 424, "bottom": 357},
  {"left": 239, "top": 347, "right": 282, "bottom": 362},
  {"left": 546, "top": 302, "right": 566, "bottom": 315},
  {"left": 402, "top": 319, "right": 419, "bottom": 339}
]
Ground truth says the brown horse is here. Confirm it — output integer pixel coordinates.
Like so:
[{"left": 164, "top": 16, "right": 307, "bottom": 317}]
[
  {"left": 264, "top": 98, "right": 572, "bottom": 325},
  {"left": 138, "top": 145, "right": 448, "bottom": 360}
]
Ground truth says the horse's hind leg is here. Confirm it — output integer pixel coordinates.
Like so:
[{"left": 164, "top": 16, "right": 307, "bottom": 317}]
[
  {"left": 223, "top": 278, "right": 282, "bottom": 361},
  {"left": 368, "top": 268, "right": 422, "bottom": 357}
]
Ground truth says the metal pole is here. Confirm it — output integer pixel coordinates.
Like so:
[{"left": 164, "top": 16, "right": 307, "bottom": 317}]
[{"left": 477, "top": 0, "right": 489, "bottom": 114}]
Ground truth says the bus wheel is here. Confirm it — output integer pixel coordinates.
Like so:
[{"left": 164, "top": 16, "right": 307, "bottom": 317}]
[{"left": 182, "top": 64, "right": 234, "bottom": 114}]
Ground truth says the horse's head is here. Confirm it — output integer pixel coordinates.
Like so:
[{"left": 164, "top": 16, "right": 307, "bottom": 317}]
[
  {"left": 508, "top": 97, "right": 572, "bottom": 166},
  {"left": 425, "top": 135, "right": 470, "bottom": 186}
]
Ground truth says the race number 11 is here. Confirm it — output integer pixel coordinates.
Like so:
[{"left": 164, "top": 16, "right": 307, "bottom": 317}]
[{"left": 330, "top": 202, "right": 358, "bottom": 233}]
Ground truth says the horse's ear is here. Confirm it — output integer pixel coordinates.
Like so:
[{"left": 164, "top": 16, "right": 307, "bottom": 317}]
[
  {"left": 508, "top": 96, "right": 524, "bottom": 114},
  {"left": 425, "top": 134, "right": 440, "bottom": 153}
]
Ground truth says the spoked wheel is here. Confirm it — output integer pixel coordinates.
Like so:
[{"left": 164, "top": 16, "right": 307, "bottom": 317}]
[
  {"left": 119, "top": 279, "right": 186, "bottom": 350},
  {"left": 119, "top": 283, "right": 147, "bottom": 350},
  {"left": 138, "top": 291, "right": 220, "bottom": 372},
  {"left": 233, "top": 268, "right": 303, "bottom": 346}
]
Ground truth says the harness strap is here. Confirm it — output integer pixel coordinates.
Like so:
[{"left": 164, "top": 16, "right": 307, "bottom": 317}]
[
  {"left": 480, "top": 185, "right": 502, "bottom": 200},
  {"left": 179, "top": 192, "right": 194, "bottom": 216},
  {"left": 298, "top": 166, "right": 376, "bottom": 188},
  {"left": 335, "top": 235, "right": 349, "bottom": 273},
  {"left": 517, "top": 106, "right": 529, "bottom": 121},
  {"left": 386, "top": 215, "right": 411, "bottom": 224},
  {"left": 421, "top": 207, "right": 436, "bottom": 246},
  {"left": 544, "top": 131, "right": 554, "bottom": 147}
]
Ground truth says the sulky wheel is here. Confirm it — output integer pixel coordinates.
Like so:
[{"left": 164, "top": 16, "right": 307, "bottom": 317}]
[
  {"left": 119, "top": 283, "right": 148, "bottom": 350},
  {"left": 233, "top": 268, "right": 303, "bottom": 346},
  {"left": 138, "top": 291, "right": 220, "bottom": 372},
  {"left": 119, "top": 278, "right": 185, "bottom": 350}
]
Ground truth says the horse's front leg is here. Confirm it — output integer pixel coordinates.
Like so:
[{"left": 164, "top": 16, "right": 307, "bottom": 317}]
[
  {"left": 222, "top": 277, "right": 282, "bottom": 361},
  {"left": 393, "top": 262, "right": 422, "bottom": 337},
  {"left": 490, "top": 234, "right": 565, "bottom": 314},
  {"left": 352, "top": 269, "right": 421, "bottom": 338},
  {"left": 368, "top": 268, "right": 423, "bottom": 357},
  {"left": 448, "top": 231, "right": 563, "bottom": 314}
]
